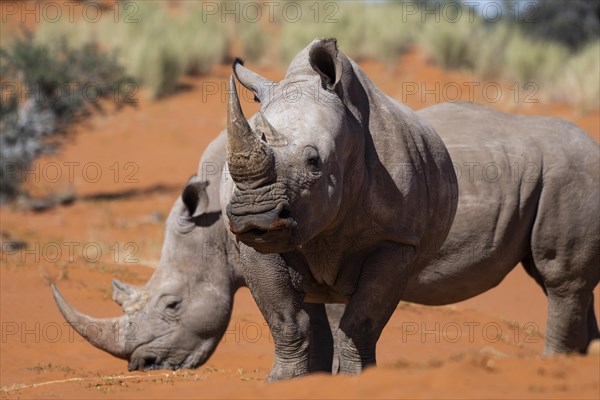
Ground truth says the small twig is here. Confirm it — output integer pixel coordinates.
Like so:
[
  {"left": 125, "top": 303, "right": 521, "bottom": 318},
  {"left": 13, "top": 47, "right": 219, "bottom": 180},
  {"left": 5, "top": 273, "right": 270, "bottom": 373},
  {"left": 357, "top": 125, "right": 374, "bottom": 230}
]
[{"left": 0, "top": 372, "right": 174, "bottom": 393}]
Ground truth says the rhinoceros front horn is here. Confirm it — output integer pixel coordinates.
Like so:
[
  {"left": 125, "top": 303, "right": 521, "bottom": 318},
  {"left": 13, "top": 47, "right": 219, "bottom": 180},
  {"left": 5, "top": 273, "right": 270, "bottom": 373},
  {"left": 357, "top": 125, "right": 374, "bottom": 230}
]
[
  {"left": 51, "top": 284, "right": 132, "bottom": 359},
  {"left": 227, "top": 75, "right": 275, "bottom": 190}
]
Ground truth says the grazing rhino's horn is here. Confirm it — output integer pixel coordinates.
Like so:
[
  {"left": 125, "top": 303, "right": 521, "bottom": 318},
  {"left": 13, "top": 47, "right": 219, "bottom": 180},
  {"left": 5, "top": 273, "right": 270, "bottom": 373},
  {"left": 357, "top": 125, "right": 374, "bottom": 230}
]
[
  {"left": 233, "top": 58, "right": 274, "bottom": 103},
  {"left": 227, "top": 75, "right": 275, "bottom": 189},
  {"left": 111, "top": 279, "right": 141, "bottom": 308},
  {"left": 51, "top": 284, "right": 132, "bottom": 359},
  {"left": 255, "top": 111, "right": 287, "bottom": 147}
]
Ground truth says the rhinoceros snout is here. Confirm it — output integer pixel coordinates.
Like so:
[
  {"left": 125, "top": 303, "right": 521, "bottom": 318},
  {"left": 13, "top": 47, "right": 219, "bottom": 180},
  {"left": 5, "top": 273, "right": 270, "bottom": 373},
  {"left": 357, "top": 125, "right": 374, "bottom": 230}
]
[
  {"left": 227, "top": 202, "right": 296, "bottom": 252},
  {"left": 228, "top": 202, "right": 293, "bottom": 234}
]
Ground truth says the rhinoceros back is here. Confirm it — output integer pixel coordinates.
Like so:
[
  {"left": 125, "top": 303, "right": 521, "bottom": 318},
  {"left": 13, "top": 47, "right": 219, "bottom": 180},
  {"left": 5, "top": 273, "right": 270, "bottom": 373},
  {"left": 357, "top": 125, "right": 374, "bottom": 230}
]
[{"left": 404, "top": 101, "right": 599, "bottom": 304}]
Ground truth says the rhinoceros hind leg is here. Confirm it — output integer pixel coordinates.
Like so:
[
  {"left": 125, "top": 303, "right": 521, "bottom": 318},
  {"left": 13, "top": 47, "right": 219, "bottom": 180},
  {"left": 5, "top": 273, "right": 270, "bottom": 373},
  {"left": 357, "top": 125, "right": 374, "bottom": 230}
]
[
  {"left": 522, "top": 254, "right": 599, "bottom": 354},
  {"left": 544, "top": 290, "right": 595, "bottom": 354},
  {"left": 526, "top": 170, "right": 599, "bottom": 355}
]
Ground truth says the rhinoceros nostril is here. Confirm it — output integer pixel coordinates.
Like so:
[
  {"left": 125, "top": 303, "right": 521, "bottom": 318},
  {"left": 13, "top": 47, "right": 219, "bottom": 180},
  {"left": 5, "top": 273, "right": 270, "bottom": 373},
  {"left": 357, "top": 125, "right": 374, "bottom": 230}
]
[
  {"left": 278, "top": 207, "right": 292, "bottom": 220},
  {"left": 246, "top": 228, "right": 268, "bottom": 237},
  {"left": 142, "top": 356, "right": 158, "bottom": 370}
]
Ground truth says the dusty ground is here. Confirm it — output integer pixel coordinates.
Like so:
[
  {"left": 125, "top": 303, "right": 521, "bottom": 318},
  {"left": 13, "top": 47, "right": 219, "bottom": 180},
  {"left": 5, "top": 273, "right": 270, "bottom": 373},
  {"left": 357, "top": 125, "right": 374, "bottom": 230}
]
[{"left": 1, "top": 49, "right": 599, "bottom": 399}]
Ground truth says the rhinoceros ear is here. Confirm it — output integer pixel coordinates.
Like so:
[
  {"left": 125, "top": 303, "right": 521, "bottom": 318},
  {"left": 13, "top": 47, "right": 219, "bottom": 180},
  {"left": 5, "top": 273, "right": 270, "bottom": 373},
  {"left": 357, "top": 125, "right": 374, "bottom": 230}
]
[
  {"left": 309, "top": 38, "right": 343, "bottom": 91},
  {"left": 182, "top": 178, "right": 210, "bottom": 219}
]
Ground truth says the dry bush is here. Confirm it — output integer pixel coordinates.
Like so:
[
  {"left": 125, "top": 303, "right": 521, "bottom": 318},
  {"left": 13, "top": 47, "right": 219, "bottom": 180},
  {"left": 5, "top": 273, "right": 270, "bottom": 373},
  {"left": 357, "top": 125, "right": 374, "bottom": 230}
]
[
  {"left": 552, "top": 40, "right": 600, "bottom": 111},
  {"left": 34, "top": 2, "right": 230, "bottom": 98},
  {"left": 238, "top": 22, "right": 268, "bottom": 63},
  {"left": 418, "top": 14, "right": 484, "bottom": 70}
]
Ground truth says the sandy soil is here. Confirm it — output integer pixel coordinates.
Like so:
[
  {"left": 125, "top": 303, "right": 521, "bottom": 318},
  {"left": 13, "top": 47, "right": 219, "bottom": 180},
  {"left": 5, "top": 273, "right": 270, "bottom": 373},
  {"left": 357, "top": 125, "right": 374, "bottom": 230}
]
[{"left": 1, "top": 48, "right": 599, "bottom": 399}]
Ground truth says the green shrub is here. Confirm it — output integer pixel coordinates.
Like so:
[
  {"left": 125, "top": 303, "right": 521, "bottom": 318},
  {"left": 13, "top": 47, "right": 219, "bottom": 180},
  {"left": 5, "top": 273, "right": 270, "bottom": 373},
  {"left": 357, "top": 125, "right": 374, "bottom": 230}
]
[{"left": 0, "top": 31, "right": 130, "bottom": 203}]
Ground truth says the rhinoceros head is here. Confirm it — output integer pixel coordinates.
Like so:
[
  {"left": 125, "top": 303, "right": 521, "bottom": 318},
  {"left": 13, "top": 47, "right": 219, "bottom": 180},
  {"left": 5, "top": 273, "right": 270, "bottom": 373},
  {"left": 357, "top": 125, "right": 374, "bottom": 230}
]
[
  {"left": 53, "top": 177, "right": 241, "bottom": 370},
  {"left": 226, "top": 38, "right": 367, "bottom": 253}
]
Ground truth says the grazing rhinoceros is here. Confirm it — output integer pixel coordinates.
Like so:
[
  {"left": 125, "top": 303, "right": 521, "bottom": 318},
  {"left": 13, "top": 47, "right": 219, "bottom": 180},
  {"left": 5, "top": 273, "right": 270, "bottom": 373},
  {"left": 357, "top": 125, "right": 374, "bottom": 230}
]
[
  {"left": 222, "top": 38, "right": 599, "bottom": 381},
  {"left": 51, "top": 133, "right": 341, "bottom": 372}
]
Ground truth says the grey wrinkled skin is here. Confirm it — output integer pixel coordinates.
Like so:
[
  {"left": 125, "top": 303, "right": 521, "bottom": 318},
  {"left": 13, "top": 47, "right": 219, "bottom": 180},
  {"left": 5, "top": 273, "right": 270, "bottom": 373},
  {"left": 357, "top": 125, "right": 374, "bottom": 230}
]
[
  {"left": 222, "top": 38, "right": 599, "bottom": 381},
  {"left": 222, "top": 38, "right": 458, "bottom": 381},
  {"left": 52, "top": 133, "right": 342, "bottom": 372},
  {"left": 410, "top": 102, "right": 600, "bottom": 356}
]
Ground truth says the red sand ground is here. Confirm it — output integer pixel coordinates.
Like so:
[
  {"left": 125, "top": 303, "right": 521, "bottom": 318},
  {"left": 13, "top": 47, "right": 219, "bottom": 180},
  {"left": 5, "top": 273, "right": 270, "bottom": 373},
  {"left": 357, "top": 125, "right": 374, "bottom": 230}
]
[{"left": 1, "top": 49, "right": 599, "bottom": 399}]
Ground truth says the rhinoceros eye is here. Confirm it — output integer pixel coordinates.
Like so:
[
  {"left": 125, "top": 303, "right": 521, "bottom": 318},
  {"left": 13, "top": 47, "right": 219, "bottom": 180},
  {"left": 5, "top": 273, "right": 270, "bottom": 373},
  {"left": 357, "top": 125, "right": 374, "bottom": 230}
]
[
  {"left": 166, "top": 300, "right": 180, "bottom": 309},
  {"left": 303, "top": 146, "right": 320, "bottom": 172},
  {"left": 162, "top": 296, "right": 182, "bottom": 317}
]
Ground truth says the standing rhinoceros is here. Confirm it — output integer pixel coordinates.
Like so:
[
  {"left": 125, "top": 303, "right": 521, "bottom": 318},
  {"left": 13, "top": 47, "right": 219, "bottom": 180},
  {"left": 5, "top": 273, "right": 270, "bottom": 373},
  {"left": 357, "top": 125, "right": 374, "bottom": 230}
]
[
  {"left": 51, "top": 133, "right": 341, "bottom": 372},
  {"left": 222, "top": 38, "right": 459, "bottom": 380},
  {"left": 222, "top": 38, "right": 599, "bottom": 381}
]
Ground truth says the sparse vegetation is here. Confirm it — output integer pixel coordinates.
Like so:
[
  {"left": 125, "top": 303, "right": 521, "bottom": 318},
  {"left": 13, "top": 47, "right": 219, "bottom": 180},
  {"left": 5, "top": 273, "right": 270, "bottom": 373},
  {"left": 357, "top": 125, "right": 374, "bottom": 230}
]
[
  {"left": 418, "top": 15, "right": 483, "bottom": 70},
  {"left": 552, "top": 40, "right": 600, "bottom": 111},
  {"left": 179, "top": 9, "right": 230, "bottom": 76},
  {"left": 34, "top": 2, "right": 230, "bottom": 99},
  {"left": 3, "top": 0, "right": 597, "bottom": 134},
  {"left": 0, "top": 30, "right": 131, "bottom": 203},
  {"left": 279, "top": 1, "right": 598, "bottom": 112},
  {"left": 416, "top": 3, "right": 598, "bottom": 110},
  {"left": 238, "top": 22, "right": 268, "bottom": 63},
  {"left": 509, "top": 0, "right": 600, "bottom": 50},
  {"left": 280, "top": 2, "right": 418, "bottom": 65},
  {"left": 117, "top": 2, "right": 228, "bottom": 95},
  {"left": 502, "top": 32, "right": 568, "bottom": 86}
]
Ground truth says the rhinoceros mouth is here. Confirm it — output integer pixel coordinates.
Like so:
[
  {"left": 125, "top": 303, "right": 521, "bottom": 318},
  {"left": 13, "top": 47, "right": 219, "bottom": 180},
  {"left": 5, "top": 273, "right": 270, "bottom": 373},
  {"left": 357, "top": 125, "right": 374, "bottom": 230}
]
[
  {"left": 228, "top": 202, "right": 295, "bottom": 233},
  {"left": 227, "top": 202, "right": 296, "bottom": 253},
  {"left": 128, "top": 341, "right": 213, "bottom": 371},
  {"left": 128, "top": 350, "right": 182, "bottom": 371}
]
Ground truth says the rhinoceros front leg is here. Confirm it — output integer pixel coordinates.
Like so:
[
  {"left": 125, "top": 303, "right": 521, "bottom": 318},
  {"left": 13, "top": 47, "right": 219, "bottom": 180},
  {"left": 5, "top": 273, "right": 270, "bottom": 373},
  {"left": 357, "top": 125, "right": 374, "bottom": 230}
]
[
  {"left": 337, "top": 244, "right": 414, "bottom": 374},
  {"left": 239, "top": 245, "right": 311, "bottom": 381}
]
